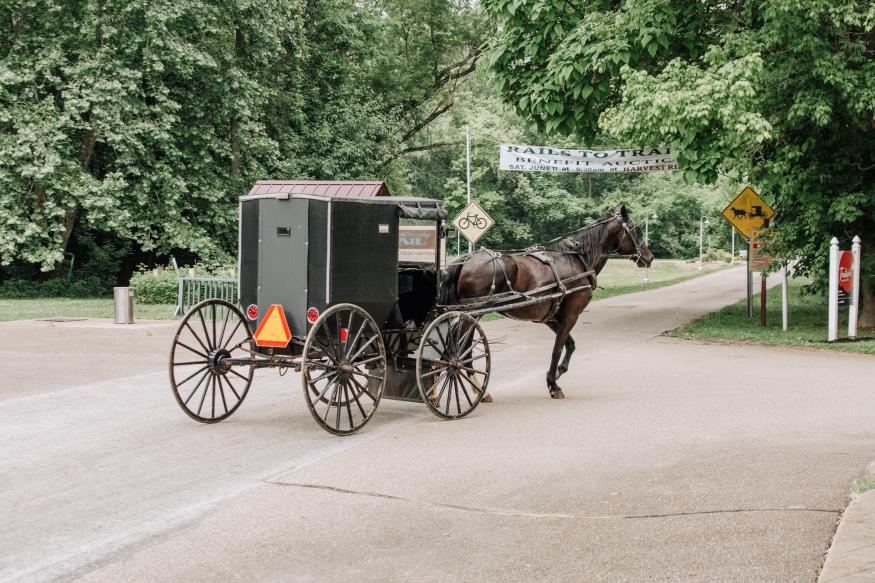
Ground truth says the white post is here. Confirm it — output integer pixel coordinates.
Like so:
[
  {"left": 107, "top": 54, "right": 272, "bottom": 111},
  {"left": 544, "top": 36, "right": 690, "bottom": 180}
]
[
  {"left": 731, "top": 228, "right": 735, "bottom": 265},
  {"left": 828, "top": 236, "right": 839, "bottom": 342},
  {"left": 781, "top": 265, "right": 788, "bottom": 331},
  {"left": 698, "top": 218, "right": 704, "bottom": 271},
  {"left": 466, "top": 125, "right": 472, "bottom": 254},
  {"left": 849, "top": 235, "right": 861, "bottom": 339},
  {"left": 643, "top": 218, "right": 650, "bottom": 283}
]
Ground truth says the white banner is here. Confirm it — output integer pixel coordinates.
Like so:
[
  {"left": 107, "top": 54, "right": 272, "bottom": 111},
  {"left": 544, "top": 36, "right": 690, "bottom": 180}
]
[{"left": 499, "top": 144, "right": 677, "bottom": 173}]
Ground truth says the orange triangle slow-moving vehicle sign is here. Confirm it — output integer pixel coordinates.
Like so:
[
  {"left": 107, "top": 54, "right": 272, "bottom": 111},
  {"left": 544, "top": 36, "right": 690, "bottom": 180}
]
[{"left": 254, "top": 304, "right": 292, "bottom": 348}]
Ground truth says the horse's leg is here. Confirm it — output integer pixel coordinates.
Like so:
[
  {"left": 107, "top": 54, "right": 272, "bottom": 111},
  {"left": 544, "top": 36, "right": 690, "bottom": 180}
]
[
  {"left": 557, "top": 334, "right": 575, "bottom": 379},
  {"left": 546, "top": 319, "right": 576, "bottom": 379},
  {"left": 546, "top": 293, "right": 589, "bottom": 398},
  {"left": 546, "top": 316, "right": 572, "bottom": 399}
]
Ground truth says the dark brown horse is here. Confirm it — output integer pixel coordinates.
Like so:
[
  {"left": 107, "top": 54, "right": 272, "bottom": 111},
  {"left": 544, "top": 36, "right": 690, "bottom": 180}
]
[{"left": 441, "top": 205, "right": 653, "bottom": 399}]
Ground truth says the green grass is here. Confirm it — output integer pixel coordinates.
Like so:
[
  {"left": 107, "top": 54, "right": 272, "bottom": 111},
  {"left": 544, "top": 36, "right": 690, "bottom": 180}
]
[
  {"left": 666, "top": 277, "right": 875, "bottom": 355},
  {"left": 852, "top": 475, "right": 875, "bottom": 494},
  {"left": 0, "top": 259, "right": 724, "bottom": 323},
  {"left": 0, "top": 297, "right": 178, "bottom": 322},
  {"left": 480, "top": 259, "right": 728, "bottom": 321},
  {"left": 594, "top": 258, "right": 729, "bottom": 299}
]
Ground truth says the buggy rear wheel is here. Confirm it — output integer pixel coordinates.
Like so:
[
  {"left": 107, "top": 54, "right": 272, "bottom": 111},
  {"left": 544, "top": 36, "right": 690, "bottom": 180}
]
[
  {"left": 416, "top": 311, "right": 490, "bottom": 420},
  {"left": 169, "top": 299, "right": 255, "bottom": 423},
  {"left": 302, "top": 303, "right": 386, "bottom": 435}
]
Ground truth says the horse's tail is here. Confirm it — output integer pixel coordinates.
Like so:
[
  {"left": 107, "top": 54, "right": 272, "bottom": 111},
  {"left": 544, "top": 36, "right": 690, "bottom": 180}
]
[{"left": 439, "top": 261, "right": 465, "bottom": 306}]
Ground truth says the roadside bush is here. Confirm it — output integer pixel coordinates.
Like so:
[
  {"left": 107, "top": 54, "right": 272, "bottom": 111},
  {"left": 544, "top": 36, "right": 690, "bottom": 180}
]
[
  {"left": 129, "top": 262, "right": 237, "bottom": 304},
  {"left": 702, "top": 249, "right": 732, "bottom": 262},
  {"left": 129, "top": 265, "right": 178, "bottom": 304}
]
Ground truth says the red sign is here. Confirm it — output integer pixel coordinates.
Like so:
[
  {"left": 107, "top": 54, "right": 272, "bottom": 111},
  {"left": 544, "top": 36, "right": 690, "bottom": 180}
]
[{"left": 839, "top": 250, "right": 854, "bottom": 293}]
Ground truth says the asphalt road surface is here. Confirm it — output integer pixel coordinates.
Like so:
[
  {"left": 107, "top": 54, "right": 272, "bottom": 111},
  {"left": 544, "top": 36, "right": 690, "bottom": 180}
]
[{"left": 2, "top": 267, "right": 874, "bottom": 582}]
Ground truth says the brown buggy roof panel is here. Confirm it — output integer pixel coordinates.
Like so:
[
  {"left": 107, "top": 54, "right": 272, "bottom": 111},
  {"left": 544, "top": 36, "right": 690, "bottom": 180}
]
[{"left": 247, "top": 180, "right": 390, "bottom": 198}]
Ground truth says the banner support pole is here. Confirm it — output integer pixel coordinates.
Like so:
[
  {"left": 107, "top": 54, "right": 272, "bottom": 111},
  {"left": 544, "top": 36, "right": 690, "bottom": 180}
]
[{"left": 466, "top": 126, "right": 472, "bottom": 254}]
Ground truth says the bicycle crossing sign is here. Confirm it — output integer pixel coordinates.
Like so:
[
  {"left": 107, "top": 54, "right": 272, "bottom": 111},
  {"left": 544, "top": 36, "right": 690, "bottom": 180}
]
[{"left": 452, "top": 201, "right": 495, "bottom": 245}]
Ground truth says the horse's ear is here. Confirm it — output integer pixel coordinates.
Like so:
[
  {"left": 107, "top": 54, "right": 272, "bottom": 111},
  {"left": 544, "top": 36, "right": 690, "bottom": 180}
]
[{"left": 614, "top": 205, "right": 629, "bottom": 221}]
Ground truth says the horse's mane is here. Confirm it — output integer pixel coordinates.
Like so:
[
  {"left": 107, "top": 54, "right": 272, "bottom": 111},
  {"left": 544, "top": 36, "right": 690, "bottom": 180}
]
[{"left": 543, "top": 214, "right": 617, "bottom": 266}]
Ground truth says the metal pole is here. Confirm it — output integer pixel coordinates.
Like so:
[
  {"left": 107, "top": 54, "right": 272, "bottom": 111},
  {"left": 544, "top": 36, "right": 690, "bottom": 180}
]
[
  {"left": 828, "top": 236, "right": 839, "bottom": 342},
  {"left": 466, "top": 125, "right": 472, "bottom": 254},
  {"left": 643, "top": 218, "right": 650, "bottom": 283},
  {"left": 849, "top": 235, "right": 861, "bottom": 339},
  {"left": 731, "top": 228, "right": 735, "bottom": 265},
  {"left": 760, "top": 274, "right": 767, "bottom": 327},
  {"left": 782, "top": 265, "right": 788, "bottom": 331},
  {"left": 747, "top": 244, "right": 753, "bottom": 318},
  {"left": 698, "top": 217, "right": 704, "bottom": 270}
]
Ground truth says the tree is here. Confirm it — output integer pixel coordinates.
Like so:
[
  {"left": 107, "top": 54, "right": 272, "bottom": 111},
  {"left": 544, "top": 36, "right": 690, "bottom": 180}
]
[
  {"left": 0, "top": 0, "right": 487, "bottom": 276},
  {"left": 483, "top": 0, "right": 875, "bottom": 324}
]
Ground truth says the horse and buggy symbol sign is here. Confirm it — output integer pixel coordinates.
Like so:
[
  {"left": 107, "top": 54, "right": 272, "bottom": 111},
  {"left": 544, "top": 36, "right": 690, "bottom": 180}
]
[{"left": 721, "top": 186, "right": 775, "bottom": 239}]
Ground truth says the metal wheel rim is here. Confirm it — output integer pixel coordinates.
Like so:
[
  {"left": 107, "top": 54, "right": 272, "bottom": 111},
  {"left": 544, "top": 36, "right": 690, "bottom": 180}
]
[
  {"left": 169, "top": 299, "right": 254, "bottom": 423},
  {"left": 302, "top": 303, "right": 386, "bottom": 435},
  {"left": 416, "top": 311, "right": 490, "bottom": 420}
]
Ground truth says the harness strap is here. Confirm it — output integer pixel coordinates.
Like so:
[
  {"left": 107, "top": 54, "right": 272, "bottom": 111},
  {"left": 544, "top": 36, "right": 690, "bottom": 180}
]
[{"left": 536, "top": 256, "right": 568, "bottom": 324}]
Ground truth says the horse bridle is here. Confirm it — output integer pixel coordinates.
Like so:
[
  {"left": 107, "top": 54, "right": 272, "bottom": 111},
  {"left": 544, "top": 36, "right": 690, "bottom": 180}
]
[{"left": 614, "top": 215, "right": 646, "bottom": 264}]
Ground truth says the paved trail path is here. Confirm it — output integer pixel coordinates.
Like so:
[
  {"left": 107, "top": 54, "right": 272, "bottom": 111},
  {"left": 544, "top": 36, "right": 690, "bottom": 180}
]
[{"left": 2, "top": 267, "right": 873, "bottom": 582}]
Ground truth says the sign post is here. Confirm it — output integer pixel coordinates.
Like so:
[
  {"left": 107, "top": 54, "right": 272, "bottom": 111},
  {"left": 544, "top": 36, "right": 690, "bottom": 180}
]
[
  {"left": 722, "top": 186, "right": 776, "bottom": 320},
  {"left": 452, "top": 201, "right": 495, "bottom": 250},
  {"left": 781, "top": 265, "right": 789, "bottom": 331},
  {"left": 849, "top": 236, "right": 861, "bottom": 339},
  {"left": 749, "top": 227, "right": 775, "bottom": 327},
  {"left": 828, "top": 237, "right": 839, "bottom": 342}
]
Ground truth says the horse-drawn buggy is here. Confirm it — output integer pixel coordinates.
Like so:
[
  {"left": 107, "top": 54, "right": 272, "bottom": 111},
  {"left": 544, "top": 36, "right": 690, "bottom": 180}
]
[{"left": 169, "top": 182, "right": 652, "bottom": 435}]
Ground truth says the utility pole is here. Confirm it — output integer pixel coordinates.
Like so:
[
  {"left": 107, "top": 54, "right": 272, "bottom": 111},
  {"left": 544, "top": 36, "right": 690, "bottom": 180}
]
[{"left": 466, "top": 125, "right": 472, "bottom": 254}]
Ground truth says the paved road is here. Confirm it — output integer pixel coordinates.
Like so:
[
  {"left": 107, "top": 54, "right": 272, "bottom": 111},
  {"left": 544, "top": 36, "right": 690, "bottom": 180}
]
[{"left": 2, "top": 268, "right": 874, "bottom": 582}]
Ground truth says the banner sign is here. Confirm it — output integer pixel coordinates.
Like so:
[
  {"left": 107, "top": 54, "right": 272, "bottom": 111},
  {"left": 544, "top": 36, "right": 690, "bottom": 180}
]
[{"left": 499, "top": 144, "right": 677, "bottom": 173}]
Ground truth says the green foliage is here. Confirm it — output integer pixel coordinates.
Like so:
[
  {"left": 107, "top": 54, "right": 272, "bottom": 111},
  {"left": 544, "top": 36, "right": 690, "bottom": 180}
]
[
  {"left": 0, "top": 0, "right": 486, "bottom": 272},
  {"left": 129, "top": 265, "right": 179, "bottom": 305},
  {"left": 483, "top": 0, "right": 875, "bottom": 314}
]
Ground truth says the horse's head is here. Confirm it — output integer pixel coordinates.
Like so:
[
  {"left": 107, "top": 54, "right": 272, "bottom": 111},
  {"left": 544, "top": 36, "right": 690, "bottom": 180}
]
[{"left": 612, "top": 205, "right": 654, "bottom": 267}]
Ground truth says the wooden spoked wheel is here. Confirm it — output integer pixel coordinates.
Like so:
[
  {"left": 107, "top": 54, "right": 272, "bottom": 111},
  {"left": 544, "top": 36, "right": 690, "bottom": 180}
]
[
  {"left": 416, "top": 311, "right": 490, "bottom": 420},
  {"left": 169, "top": 299, "right": 255, "bottom": 423},
  {"left": 301, "top": 303, "right": 386, "bottom": 435}
]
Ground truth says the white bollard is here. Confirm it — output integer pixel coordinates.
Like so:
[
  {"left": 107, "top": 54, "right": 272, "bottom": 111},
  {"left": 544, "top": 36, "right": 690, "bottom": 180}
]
[
  {"left": 849, "top": 235, "right": 861, "bottom": 339},
  {"left": 782, "top": 265, "right": 788, "bottom": 331},
  {"left": 828, "top": 237, "right": 839, "bottom": 342}
]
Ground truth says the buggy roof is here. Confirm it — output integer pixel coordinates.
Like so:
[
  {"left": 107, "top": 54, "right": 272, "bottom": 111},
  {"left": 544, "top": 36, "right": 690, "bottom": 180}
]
[{"left": 239, "top": 191, "right": 447, "bottom": 221}]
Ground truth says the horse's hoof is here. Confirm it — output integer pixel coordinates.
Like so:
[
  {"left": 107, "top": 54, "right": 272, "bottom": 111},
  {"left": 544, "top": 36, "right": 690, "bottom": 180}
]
[
  {"left": 556, "top": 366, "right": 567, "bottom": 379},
  {"left": 550, "top": 389, "right": 565, "bottom": 399},
  {"left": 481, "top": 393, "right": 493, "bottom": 403}
]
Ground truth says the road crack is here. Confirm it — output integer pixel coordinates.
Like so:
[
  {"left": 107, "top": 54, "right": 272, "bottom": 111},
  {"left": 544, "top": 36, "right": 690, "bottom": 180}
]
[{"left": 266, "top": 481, "right": 840, "bottom": 520}]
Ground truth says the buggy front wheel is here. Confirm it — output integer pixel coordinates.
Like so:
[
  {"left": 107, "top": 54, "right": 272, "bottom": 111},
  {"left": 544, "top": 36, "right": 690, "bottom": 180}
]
[{"left": 416, "top": 311, "right": 490, "bottom": 420}]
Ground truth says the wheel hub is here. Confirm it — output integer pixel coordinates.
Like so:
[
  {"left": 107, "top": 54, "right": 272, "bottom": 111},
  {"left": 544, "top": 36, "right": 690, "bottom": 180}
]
[
  {"left": 208, "top": 348, "right": 232, "bottom": 373},
  {"left": 338, "top": 361, "right": 354, "bottom": 380}
]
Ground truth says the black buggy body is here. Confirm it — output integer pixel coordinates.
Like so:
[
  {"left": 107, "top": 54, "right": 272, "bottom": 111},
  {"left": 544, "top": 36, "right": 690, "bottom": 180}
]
[{"left": 168, "top": 181, "right": 492, "bottom": 435}]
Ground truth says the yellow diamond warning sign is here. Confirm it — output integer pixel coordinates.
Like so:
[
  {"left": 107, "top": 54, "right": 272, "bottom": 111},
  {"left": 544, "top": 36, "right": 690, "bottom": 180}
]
[
  {"left": 452, "top": 201, "right": 495, "bottom": 245},
  {"left": 254, "top": 304, "right": 292, "bottom": 348},
  {"left": 721, "top": 186, "right": 776, "bottom": 239}
]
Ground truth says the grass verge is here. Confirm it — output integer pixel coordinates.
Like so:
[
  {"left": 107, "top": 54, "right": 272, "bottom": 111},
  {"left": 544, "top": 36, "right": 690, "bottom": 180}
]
[
  {"left": 666, "top": 277, "right": 875, "bottom": 355},
  {"left": 1, "top": 259, "right": 727, "bottom": 324},
  {"left": 852, "top": 474, "right": 875, "bottom": 494},
  {"left": 481, "top": 259, "right": 729, "bottom": 321},
  {"left": 0, "top": 297, "right": 178, "bottom": 322}
]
